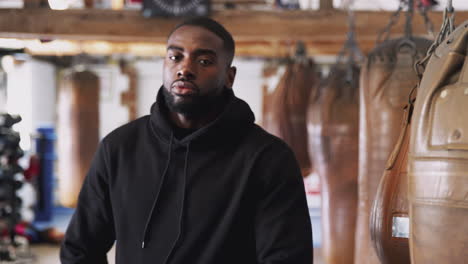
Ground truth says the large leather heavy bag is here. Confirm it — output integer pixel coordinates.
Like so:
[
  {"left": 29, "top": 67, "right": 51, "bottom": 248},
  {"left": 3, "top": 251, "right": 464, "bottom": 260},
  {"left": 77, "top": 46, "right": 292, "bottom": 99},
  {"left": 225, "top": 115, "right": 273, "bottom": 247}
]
[
  {"left": 408, "top": 20, "right": 468, "bottom": 264},
  {"left": 262, "top": 59, "right": 318, "bottom": 177},
  {"left": 355, "top": 37, "right": 431, "bottom": 264},
  {"left": 57, "top": 70, "right": 100, "bottom": 208},
  {"left": 308, "top": 63, "right": 359, "bottom": 264},
  {"left": 370, "top": 100, "right": 413, "bottom": 264}
]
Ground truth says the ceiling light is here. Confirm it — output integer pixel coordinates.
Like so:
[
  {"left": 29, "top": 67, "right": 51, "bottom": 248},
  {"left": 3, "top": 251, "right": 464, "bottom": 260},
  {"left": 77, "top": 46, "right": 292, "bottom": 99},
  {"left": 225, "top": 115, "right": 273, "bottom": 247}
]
[
  {"left": 1, "top": 55, "right": 16, "bottom": 73},
  {"left": 48, "top": 0, "right": 70, "bottom": 10}
]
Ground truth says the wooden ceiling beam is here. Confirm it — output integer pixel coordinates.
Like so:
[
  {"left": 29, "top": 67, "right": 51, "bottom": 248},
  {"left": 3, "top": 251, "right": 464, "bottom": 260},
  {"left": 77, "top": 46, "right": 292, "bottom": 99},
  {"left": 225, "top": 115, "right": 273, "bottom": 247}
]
[{"left": 0, "top": 8, "right": 467, "bottom": 56}]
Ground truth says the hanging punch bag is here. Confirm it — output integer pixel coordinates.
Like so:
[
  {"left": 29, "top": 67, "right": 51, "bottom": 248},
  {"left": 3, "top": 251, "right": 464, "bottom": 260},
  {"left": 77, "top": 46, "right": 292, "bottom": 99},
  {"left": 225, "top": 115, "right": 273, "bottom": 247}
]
[
  {"left": 369, "top": 2, "right": 439, "bottom": 263},
  {"left": 262, "top": 42, "right": 318, "bottom": 177},
  {"left": 308, "top": 56, "right": 360, "bottom": 264},
  {"left": 370, "top": 94, "right": 414, "bottom": 264},
  {"left": 307, "top": 9, "right": 361, "bottom": 263},
  {"left": 355, "top": 1, "right": 431, "bottom": 263},
  {"left": 408, "top": 7, "right": 468, "bottom": 263},
  {"left": 57, "top": 69, "right": 100, "bottom": 208}
]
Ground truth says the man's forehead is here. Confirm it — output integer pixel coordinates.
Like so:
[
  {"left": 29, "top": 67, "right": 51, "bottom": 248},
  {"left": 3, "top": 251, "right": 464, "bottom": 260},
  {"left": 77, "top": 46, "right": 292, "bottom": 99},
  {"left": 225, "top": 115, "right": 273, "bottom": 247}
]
[{"left": 167, "top": 25, "right": 224, "bottom": 48}]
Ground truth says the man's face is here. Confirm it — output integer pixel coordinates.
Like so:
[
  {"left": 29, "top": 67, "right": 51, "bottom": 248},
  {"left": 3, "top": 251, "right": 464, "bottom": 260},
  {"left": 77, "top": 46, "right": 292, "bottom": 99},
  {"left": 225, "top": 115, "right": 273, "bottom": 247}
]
[{"left": 162, "top": 25, "right": 236, "bottom": 116}]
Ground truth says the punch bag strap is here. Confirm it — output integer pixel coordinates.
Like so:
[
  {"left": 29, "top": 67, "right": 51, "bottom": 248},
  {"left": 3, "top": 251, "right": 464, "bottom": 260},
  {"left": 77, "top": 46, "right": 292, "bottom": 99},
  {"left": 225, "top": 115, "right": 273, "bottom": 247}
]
[{"left": 385, "top": 86, "right": 416, "bottom": 170}]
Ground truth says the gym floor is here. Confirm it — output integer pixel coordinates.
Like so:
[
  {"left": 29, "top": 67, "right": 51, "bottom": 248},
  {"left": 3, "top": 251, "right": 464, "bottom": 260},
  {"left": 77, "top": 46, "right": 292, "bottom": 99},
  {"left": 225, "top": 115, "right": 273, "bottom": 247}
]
[{"left": 31, "top": 245, "right": 116, "bottom": 264}]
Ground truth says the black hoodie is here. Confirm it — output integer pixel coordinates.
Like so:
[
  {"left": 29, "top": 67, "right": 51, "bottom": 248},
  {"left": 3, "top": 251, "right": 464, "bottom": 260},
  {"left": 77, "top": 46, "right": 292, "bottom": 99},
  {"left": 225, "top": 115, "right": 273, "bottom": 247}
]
[{"left": 60, "top": 88, "right": 313, "bottom": 264}]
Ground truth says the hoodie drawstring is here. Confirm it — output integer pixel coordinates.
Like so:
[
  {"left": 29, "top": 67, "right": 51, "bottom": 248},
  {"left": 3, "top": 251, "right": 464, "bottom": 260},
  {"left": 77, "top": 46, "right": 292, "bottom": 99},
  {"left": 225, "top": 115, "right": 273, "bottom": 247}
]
[
  {"left": 141, "top": 132, "right": 174, "bottom": 249},
  {"left": 162, "top": 142, "right": 190, "bottom": 262}
]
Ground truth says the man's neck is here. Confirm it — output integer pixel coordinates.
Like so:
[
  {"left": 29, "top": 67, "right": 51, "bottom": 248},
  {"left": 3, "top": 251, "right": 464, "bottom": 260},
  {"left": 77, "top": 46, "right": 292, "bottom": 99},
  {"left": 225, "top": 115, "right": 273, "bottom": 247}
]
[
  {"left": 169, "top": 110, "right": 220, "bottom": 130},
  {"left": 163, "top": 88, "right": 231, "bottom": 130}
]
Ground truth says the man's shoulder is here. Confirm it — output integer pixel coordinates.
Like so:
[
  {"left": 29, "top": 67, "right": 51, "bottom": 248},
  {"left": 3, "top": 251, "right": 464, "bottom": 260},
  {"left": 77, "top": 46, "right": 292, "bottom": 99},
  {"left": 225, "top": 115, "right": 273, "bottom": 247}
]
[
  {"left": 243, "top": 124, "right": 293, "bottom": 155},
  {"left": 102, "top": 115, "right": 150, "bottom": 146},
  {"left": 243, "top": 125, "right": 301, "bottom": 180}
]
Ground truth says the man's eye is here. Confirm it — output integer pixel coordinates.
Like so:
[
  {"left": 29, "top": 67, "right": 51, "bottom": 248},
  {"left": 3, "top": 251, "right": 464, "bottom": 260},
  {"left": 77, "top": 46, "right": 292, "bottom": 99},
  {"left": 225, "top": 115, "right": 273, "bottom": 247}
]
[
  {"left": 199, "top": 59, "right": 213, "bottom": 66},
  {"left": 169, "top": 55, "right": 180, "bottom": 61}
]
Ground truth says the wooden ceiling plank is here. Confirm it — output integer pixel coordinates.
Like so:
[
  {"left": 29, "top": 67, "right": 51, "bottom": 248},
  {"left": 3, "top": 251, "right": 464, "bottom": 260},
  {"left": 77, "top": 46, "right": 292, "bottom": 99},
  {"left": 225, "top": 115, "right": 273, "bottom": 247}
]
[{"left": 0, "top": 9, "right": 467, "bottom": 56}]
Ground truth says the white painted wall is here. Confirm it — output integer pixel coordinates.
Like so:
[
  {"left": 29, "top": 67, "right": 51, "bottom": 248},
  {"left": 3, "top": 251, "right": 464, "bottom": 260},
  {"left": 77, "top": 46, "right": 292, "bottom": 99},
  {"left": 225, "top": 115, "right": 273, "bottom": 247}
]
[
  {"left": 90, "top": 64, "right": 130, "bottom": 138},
  {"left": 231, "top": 58, "right": 264, "bottom": 124},
  {"left": 6, "top": 59, "right": 55, "bottom": 150},
  {"left": 5, "top": 61, "right": 133, "bottom": 151},
  {"left": 0, "top": 71, "right": 7, "bottom": 112},
  {"left": 135, "top": 59, "right": 164, "bottom": 118},
  {"left": 31, "top": 60, "right": 56, "bottom": 129}
]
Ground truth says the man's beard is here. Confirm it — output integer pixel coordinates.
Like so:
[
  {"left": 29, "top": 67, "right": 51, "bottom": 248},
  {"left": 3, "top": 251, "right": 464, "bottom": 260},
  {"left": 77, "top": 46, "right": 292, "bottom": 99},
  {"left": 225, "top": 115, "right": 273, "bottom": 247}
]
[{"left": 161, "top": 86, "right": 225, "bottom": 118}]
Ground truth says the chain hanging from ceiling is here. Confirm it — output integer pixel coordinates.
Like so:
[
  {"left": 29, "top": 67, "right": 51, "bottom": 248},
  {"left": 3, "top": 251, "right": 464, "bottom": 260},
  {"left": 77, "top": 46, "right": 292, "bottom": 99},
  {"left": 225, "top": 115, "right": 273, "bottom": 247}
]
[{"left": 376, "top": 0, "right": 437, "bottom": 44}]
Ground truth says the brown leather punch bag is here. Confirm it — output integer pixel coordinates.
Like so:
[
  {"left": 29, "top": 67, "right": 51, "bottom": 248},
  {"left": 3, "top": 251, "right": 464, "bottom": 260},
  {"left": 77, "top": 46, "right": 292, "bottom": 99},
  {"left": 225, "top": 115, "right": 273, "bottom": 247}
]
[
  {"left": 57, "top": 70, "right": 100, "bottom": 208},
  {"left": 370, "top": 97, "right": 414, "bottom": 264},
  {"left": 263, "top": 59, "right": 318, "bottom": 177},
  {"left": 308, "top": 63, "right": 360, "bottom": 264},
  {"left": 408, "top": 21, "right": 468, "bottom": 264},
  {"left": 355, "top": 37, "right": 431, "bottom": 264}
]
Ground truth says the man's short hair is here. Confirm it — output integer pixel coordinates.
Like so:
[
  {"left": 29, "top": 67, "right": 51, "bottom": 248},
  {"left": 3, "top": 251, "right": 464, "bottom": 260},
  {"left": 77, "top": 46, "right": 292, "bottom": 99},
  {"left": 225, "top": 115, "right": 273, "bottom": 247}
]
[{"left": 169, "top": 17, "right": 235, "bottom": 66}]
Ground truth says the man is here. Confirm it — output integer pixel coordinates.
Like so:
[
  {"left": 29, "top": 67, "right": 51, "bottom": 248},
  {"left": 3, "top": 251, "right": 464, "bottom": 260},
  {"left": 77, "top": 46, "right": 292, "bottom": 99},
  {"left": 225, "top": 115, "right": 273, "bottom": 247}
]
[{"left": 60, "top": 17, "right": 312, "bottom": 264}]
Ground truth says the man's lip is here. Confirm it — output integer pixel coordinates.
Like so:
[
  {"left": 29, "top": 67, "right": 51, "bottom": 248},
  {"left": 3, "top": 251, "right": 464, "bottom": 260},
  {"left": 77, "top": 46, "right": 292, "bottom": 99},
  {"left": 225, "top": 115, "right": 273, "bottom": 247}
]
[
  {"left": 172, "top": 81, "right": 196, "bottom": 90},
  {"left": 171, "top": 81, "right": 197, "bottom": 95}
]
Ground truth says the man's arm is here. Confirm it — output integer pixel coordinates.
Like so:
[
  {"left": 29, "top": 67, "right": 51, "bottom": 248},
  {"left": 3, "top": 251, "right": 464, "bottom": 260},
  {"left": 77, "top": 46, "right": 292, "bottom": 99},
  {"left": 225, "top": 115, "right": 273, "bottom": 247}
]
[
  {"left": 60, "top": 142, "right": 116, "bottom": 264},
  {"left": 254, "top": 143, "right": 313, "bottom": 264}
]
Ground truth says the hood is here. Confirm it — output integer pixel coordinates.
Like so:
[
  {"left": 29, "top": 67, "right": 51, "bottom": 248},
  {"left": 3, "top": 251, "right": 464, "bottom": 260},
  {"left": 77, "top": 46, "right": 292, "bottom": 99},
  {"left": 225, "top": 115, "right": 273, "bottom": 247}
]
[
  {"left": 149, "top": 87, "right": 256, "bottom": 148},
  {"left": 141, "top": 86, "right": 255, "bottom": 252}
]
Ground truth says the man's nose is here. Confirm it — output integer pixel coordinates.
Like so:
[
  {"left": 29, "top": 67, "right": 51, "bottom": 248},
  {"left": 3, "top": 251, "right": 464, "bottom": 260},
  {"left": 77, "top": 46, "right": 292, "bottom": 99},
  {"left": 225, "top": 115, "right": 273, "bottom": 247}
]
[{"left": 177, "top": 60, "right": 196, "bottom": 80}]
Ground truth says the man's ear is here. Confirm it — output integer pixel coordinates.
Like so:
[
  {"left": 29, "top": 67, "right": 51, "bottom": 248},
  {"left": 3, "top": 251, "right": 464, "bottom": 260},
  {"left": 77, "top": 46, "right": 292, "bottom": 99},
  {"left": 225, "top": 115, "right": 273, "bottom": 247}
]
[{"left": 225, "top": 66, "right": 237, "bottom": 89}]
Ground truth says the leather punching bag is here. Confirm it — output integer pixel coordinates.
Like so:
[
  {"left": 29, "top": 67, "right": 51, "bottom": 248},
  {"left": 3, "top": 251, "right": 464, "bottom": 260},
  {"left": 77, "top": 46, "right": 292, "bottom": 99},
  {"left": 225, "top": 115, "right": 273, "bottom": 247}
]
[
  {"left": 263, "top": 57, "right": 318, "bottom": 177},
  {"left": 308, "top": 63, "right": 360, "bottom": 264},
  {"left": 370, "top": 99, "right": 414, "bottom": 264},
  {"left": 408, "top": 20, "right": 468, "bottom": 264},
  {"left": 355, "top": 37, "right": 431, "bottom": 264},
  {"left": 57, "top": 70, "right": 100, "bottom": 208}
]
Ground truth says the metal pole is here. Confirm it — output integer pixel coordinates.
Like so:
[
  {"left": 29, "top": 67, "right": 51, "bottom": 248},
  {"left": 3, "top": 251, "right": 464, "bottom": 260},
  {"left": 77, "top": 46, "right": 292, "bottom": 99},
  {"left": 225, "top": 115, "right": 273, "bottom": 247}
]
[
  {"left": 447, "top": 0, "right": 453, "bottom": 12},
  {"left": 405, "top": 0, "right": 414, "bottom": 38}
]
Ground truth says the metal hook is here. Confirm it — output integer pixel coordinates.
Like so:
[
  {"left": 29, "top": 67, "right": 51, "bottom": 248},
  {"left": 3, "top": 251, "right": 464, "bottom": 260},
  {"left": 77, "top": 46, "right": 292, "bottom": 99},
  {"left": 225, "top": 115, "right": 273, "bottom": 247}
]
[{"left": 294, "top": 41, "right": 306, "bottom": 58}]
